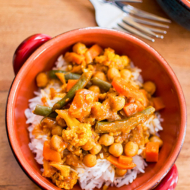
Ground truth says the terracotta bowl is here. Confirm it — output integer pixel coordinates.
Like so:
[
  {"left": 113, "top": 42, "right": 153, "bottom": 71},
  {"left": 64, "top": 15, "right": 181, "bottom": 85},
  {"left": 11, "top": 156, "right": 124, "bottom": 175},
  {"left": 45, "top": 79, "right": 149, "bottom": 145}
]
[{"left": 6, "top": 28, "right": 186, "bottom": 190}]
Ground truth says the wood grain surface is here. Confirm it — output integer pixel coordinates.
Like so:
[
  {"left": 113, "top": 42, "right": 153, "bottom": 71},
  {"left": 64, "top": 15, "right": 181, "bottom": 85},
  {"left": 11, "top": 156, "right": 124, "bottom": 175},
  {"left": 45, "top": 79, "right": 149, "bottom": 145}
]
[{"left": 0, "top": 0, "right": 189, "bottom": 189}]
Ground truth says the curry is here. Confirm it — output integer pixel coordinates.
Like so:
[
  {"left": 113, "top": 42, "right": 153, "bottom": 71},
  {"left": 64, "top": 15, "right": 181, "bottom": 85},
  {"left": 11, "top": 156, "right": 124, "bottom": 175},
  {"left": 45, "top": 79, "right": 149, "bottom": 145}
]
[{"left": 32, "top": 43, "right": 164, "bottom": 189}]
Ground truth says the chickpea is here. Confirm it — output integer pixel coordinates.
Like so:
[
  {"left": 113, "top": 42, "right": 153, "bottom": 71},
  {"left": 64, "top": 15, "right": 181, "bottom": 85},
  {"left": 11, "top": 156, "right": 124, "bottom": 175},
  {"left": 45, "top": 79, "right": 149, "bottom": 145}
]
[
  {"left": 89, "top": 85, "right": 101, "bottom": 94},
  {"left": 90, "top": 144, "right": 102, "bottom": 155},
  {"left": 124, "top": 142, "right": 138, "bottom": 157},
  {"left": 41, "top": 117, "right": 56, "bottom": 129},
  {"left": 150, "top": 135, "right": 163, "bottom": 147},
  {"left": 143, "top": 81, "right": 156, "bottom": 95},
  {"left": 36, "top": 72, "right": 48, "bottom": 88},
  {"left": 99, "top": 134, "right": 114, "bottom": 146},
  {"left": 93, "top": 71, "right": 107, "bottom": 81},
  {"left": 109, "top": 143, "right": 123, "bottom": 157},
  {"left": 120, "top": 69, "right": 132, "bottom": 82},
  {"left": 56, "top": 115, "right": 66, "bottom": 127},
  {"left": 107, "top": 67, "right": 121, "bottom": 82},
  {"left": 115, "top": 168, "right": 127, "bottom": 177},
  {"left": 51, "top": 126, "right": 63, "bottom": 136},
  {"left": 82, "top": 138, "right": 95, "bottom": 151},
  {"left": 50, "top": 135, "right": 65, "bottom": 152},
  {"left": 121, "top": 55, "right": 130, "bottom": 67},
  {"left": 91, "top": 102, "right": 104, "bottom": 120},
  {"left": 83, "top": 154, "right": 97, "bottom": 167},
  {"left": 67, "top": 64, "right": 72, "bottom": 71},
  {"left": 109, "top": 95, "right": 125, "bottom": 111}
]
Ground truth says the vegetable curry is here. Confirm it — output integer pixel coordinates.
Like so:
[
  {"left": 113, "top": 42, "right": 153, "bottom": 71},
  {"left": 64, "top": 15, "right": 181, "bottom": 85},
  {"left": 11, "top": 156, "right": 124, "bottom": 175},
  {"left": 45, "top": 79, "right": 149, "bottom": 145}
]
[{"left": 33, "top": 43, "right": 165, "bottom": 189}]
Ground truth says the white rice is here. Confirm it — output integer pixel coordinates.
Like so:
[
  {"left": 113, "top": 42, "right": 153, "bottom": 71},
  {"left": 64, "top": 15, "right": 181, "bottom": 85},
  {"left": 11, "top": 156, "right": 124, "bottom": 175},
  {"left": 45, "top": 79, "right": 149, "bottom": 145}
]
[
  {"left": 76, "top": 155, "right": 147, "bottom": 190},
  {"left": 25, "top": 55, "right": 163, "bottom": 190},
  {"left": 145, "top": 113, "right": 163, "bottom": 135},
  {"left": 25, "top": 55, "right": 68, "bottom": 165},
  {"left": 53, "top": 55, "right": 68, "bottom": 70},
  {"left": 25, "top": 94, "right": 46, "bottom": 165},
  {"left": 130, "top": 62, "right": 143, "bottom": 87}
]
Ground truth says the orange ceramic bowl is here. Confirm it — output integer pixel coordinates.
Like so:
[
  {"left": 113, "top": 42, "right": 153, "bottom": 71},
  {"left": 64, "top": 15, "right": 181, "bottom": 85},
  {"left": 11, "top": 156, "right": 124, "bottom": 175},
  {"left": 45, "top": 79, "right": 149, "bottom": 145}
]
[{"left": 6, "top": 28, "right": 186, "bottom": 190}]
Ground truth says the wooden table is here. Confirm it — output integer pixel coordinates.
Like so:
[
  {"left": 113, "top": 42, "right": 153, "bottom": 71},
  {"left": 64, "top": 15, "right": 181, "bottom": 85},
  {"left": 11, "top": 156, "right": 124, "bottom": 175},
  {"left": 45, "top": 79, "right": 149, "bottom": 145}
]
[{"left": 0, "top": 0, "right": 189, "bottom": 189}]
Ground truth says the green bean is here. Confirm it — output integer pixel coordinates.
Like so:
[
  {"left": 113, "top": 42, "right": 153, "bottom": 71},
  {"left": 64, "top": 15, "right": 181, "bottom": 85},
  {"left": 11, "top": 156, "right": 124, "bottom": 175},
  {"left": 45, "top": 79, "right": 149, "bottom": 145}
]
[
  {"left": 47, "top": 112, "right": 58, "bottom": 118},
  {"left": 52, "top": 71, "right": 93, "bottom": 111},
  {"left": 48, "top": 70, "right": 81, "bottom": 81},
  {"left": 34, "top": 105, "right": 52, "bottom": 116},
  {"left": 33, "top": 71, "right": 93, "bottom": 117},
  {"left": 48, "top": 70, "right": 66, "bottom": 79},
  {"left": 91, "top": 77, "right": 112, "bottom": 92},
  {"left": 95, "top": 106, "right": 155, "bottom": 133},
  {"left": 63, "top": 73, "right": 81, "bottom": 81},
  {"left": 33, "top": 105, "right": 57, "bottom": 117},
  {"left": 48, "top": 70, "right": 92, "bottom": 87},
  {"left": 49, "top": 70, "right": 112, "bottom": 91}
]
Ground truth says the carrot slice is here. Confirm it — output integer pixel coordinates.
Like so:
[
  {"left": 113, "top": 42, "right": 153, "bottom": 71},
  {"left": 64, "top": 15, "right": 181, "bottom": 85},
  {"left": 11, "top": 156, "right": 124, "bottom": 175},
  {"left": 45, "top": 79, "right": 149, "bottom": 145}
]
[
  {"left": 107, "top": 155, "right": 136, "bottom": 169},
  {"left": 118, "top": 155, "right": 133, "bottom": 165},
  {"left": 65, "top": 52, "right": 85, "bottom": 64},
  {"left": 145, "top": 142, "right": 159, "bottom": 162},
  {"left": 152, "top": 97, "right": 165, "bottom": 111},
  {"left": 55, "top": 73, "right": 66, "bottom": 85},
  {"left": 43, "top": 141, "right": 62, "bottom": 162},
  {"left": 112, "top": 77, "right": 148, "bottom": 106},
  {"left": 139, "top": 89, "right": 149, "bottom": 107},
  {"left": 123, "top": 103, "right": 138, "bottom": 117},
  {"left": 85, "top": 44, "right": 103, "bottom": 63},
  {"left": 67, "top": 79, "right": 78, "bottom": 92},
  {"left": 50, "top": 88, "right": 57, "bottom": 99},
  {"left": 88, "top": 44, "right": 103, "bottom": 59},
  {"left": 135, "top": 100, "right": 145, "bottom": 112},
  {"left": 85, "top": 51, "right": 93, "bottom": 64},
  {"left": 68, "top": 89, "right": 96, "bottom": 120}
]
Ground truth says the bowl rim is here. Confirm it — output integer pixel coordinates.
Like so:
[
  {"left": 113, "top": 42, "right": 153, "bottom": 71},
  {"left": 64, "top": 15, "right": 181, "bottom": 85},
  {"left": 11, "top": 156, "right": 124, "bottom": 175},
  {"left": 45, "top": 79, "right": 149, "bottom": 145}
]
[
  {"left": 6, "top": 27, "right": 187, "bottom": 190},
  {"left": 178, "top": 0, "right": 190, "bottom": 10}
]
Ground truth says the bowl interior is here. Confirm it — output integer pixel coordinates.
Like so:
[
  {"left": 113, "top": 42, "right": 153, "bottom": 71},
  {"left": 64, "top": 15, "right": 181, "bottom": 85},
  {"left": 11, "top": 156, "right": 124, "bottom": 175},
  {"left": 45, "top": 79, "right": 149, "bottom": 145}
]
[{"left": 7, "top": 28, "right": 186, "bottom": 190}]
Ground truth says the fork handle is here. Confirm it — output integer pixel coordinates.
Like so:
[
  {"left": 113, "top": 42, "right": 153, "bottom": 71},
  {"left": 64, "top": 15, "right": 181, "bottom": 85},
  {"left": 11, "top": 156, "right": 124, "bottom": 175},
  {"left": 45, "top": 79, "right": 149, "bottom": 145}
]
[
  {"left": 114, "top": 1, "right": 127, "bottom": 10},
  {"left": 115, "top": 1, "right": 171, "bottom": 23}
]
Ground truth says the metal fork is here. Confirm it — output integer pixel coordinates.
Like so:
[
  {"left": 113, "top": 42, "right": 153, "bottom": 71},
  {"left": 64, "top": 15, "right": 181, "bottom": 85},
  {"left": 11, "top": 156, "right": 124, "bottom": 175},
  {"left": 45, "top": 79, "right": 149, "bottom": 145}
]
[
  {"left": 89, "top": 0, "right": 171, "bottom": 42},
  {"left": 115, "top": 2, "right": 170, "bottom": 23}
]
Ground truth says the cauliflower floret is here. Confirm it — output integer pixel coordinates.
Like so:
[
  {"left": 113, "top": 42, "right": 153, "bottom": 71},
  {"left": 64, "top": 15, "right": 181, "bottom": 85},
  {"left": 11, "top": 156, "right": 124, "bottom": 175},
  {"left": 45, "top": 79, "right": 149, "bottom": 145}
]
[
  {"left": 62, "top": 124, "right": 92, "bottom": 147},
  {"left": 42, "top": 160, "right": 57, "bottom": 178},
  {"left": 56, "top": 110, "right": 92, "bottom": 147},
  {"left": 95, "top": 48, "right": 130, "bottom": 70},
  {"left": 50, "top": 164, "right": 70, "bottom": 177},
  {"left": 51, "top": 171, "right": 78, "bottom": 189}
]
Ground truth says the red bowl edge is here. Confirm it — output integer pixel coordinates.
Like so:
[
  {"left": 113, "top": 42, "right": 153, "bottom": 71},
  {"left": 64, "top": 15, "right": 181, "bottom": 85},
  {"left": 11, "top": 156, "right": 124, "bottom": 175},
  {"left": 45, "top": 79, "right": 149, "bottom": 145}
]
[{"left": 179, "top": 0, "right": 190, "bottom": 9}]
